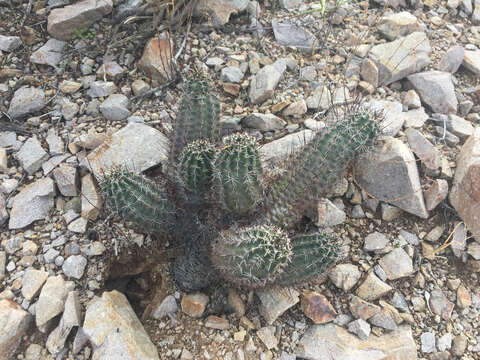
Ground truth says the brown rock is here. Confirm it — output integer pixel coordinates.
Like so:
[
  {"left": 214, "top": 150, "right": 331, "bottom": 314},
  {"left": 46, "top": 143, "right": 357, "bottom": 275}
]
[
  {"left": 456, "top": 285, "right": 472, "bottom": 309},
  {"left": 204, "top": 315, "right": 230, "bottom": 330},
  {"left": 138, "top": 33, "right": 174, "bottom": 83},
  {"left": 301, "top": 290, "right": 337, "bottom": 324},
  {"left": 349, "top": 295, "right": 381, "bottom": 320},
  {"left": 227, "top": 288, "right": 245, "bottom": 317},
  {"left": 223, "top": 83, "right": 240, "bottom": 96},
  {"left": 424, "top": 179, "right": 448, "bottom": 211},
  {"left": 449, "top": 128, "right": 480, "bottom": 242},
  {"left": 181, "top": 293, "right": 209, "bottom": 318}
]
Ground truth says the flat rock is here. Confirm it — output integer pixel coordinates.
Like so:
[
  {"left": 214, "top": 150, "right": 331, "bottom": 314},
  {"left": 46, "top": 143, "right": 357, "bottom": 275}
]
[
  {"left": 257, "top": 287, "right": 299, "bottom": 324},
  {"left": 204, "top": 315, "right": 230, "bottom": 330},
  {"left": 137, "top": 33, "right": 174, "bottom": 83},
  {"left": 8, "top": 86, "right": 46, "bottom": 120},
  {"left": 296, "top": 323, "right": 417, "bottom": 360},
  {"left": 447, "top": 114, "right": 474, "bottom": 139},
  {"left": 96, "top": 61, "right": 125, "bottom": 80},
  {"left": 363, "top": 232, "right": 390, "bottom": 253},
  {"left": 378, "top": 248, "right": 413, "bottom": 280},
  {"left": 347, "top": 319, "right": 371, "bottom": 340},
  {"left": 249, "top": 59, "right": 286, "bottom": 104},
  {"left": 87, "top": 123, "right": 170, "bottom": 180},
  {"left": 257, "top": 326, "right": 278, "bottom": 349},
  {"left": 53, "top": 164, "right": 78, "bottom": 197},
  {"left": 439, "top": 45, "right": 465, "bottom": 73},
  {"left": 194, "top": 0, "right": 248, "bottom": 26},
  {"left": 355, "top": 272, "right": 393, "bottom": 301},
  {"left": 0, "top": 299, "right": 33, "bottom": 359},
  {"left": 463, "top": 49, "right": 480, "bottom": 76},
  {"left": 364, "top": 100, "right": 404, "bottom": 137},
  {"left": 21, "top": 268, "right": 48, "bottom": 301},
  {"left": 368, "top": 32, "right": 431, "bottom": 86},
  {"left": 354, "top": 137, "right": 428, "bottom": 218},
  {"left": 9, "top": 177, "right": 55, "bottom": 229},
  {"left": 81, "top": 173, "right": 102, "bottom": 220},
  {"left": 242, "top": 113, "right": 286, "bottom": 131},
  {"left": 151, "top": 295, "right": 178, "bottom": 320},
  {"left": 99, "top": 94, "right": 131, "bottom": 121},
  {"left": 15, "top": 137, "right": 49, "bottom": 175},
  {"left": 306, "top": 86, "right": 332, "bottom": 111},
  {"left": 421, "top": 332, "right": 436, "bottom": 353},
  {"left": 0, "top": 35, "right": 22, "bottom": 52},
  {"left": 30, "top": 38, "right": 65, "bottom": 68},
  {"left": 406, "top": 127, "right": 441, "bottom": 170},
  {"left": 86, "top": 81, "right": 117, "bottom": 98},
  {"left": 220, "top": 66, "right": 243, "bottom": 83},
  {"left": 301, "top": 290, "right": 337, "bottom": 324},
  {"left": 449, "top": 128, "right": 480, "bottom": 242},
  {"left": 272, "top": 19, "right": 315, "bottom": 51},
  {"left": 349, "top": 295, "right": 381, "bottom": 320},
  {"left": 424, "top": 179, "right": 448, "bottom": 211},
  {"left": 451, "top": 222, "right": 467, "bottom": 257},
  {"left": 36, "top": 275, "right": 69, "bottom": 327},
  {"left": 378, "top": 12, "right": 422, "bottom": 40},
  {"left": 47, "top": 0, "right": 113, "bottom": 40},
  {"left": 407, "top": 71, "right": 457, "bottom": 114},
  {"left": 83, "top": 290, "right": 159, "bottom": 359}
]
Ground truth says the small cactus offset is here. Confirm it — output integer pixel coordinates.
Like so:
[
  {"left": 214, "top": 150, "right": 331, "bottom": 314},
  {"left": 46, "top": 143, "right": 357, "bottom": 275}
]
[
  {"left": 99, "top": 168, "right": 176, "bottom": 235},
  {"left": 178, "top": 139, "right": 216, "bottom": 200},
  {"left": 274, "top": 232, "right": 340, "bottom": 287},
  {"left": 265, "top": 111, "right": 379, "bottom": 228},
  {"left": 171, "top": 77, "right": 221, "bottom": 160},
  {"left": 214, "top": 133, "right": 263, "bottom": 216},
  {"left": 210, "top": 225, "right": 292, "bottom": 288}
]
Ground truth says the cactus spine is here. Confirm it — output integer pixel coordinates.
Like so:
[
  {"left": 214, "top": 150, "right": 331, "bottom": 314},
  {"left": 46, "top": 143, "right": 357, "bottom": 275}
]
[
  {"left": 210, "top": 225, "right": 292, "bottom": 288},
  {"left": 99, "top": 168, "right": 176, "bottom": 235},
  {"left": 214, "top": 133, "right": 263, "bottom": 216},
  {"left": 265, "top": 112, "right": 378, "bottom": 228}
]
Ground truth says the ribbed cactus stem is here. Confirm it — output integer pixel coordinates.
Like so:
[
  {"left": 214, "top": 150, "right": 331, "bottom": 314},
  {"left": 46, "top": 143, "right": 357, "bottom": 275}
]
[
  {"left": 274, "top": 232, "right": 340, "bottom": 286},
  {"left": 214, "top": 133, "right": 263, "bottom": 216},
  {"left": 265, "top": 112, "right": 378, "bottom": 228},
  {"left": 99, "top": 168, "right": 176, "bottom": 235},
  {"left": 210, "top": 225, "right": 292, "bottom": 288}
]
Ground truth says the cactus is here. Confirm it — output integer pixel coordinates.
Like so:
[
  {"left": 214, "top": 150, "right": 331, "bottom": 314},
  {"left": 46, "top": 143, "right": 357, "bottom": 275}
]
[
  {"left": 99, "top": 168, "right": 176, "bottom": 235},
  {"left": 265, "top": 111, "right": 378, "bottom": 228},
  {"left": 274, "top": 232, "right": 340, "bottom": 286},
  {"left": 178, "top": 139, "right": 216, "bottom": 200},
  {"left": 171, "top": 78, "right": 221, "bottom": 161},
  {"left": 210, "top": 224, "right": 292, "bottom": 288},
  {"left": 214, "top": 133, "right": 263, "bottom": 216}
]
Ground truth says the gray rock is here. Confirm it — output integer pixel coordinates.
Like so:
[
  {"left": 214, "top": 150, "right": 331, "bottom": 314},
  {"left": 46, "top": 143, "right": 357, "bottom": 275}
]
[
  {"left": 368, "top": 309, "right": 397, "bottom": 331},
  {"left": 451, "top": 222, "right": 467, "bottom": 258},
  {"left": 328, "top": 264, "right": 361, "bottom": 291},
  {"left": 424, "top": 179, "right": 448, "bottom": 211},
  {"left": 42, "top": 154, "right": 69, "bottom": 175},
  {"left": 25, "top": 343, "right": 43, "bottom": 360},
  {"left": 62, "top": 255, "right": 87, "bottom": 279},
  {"left": 83, "top": 290, "right": 160, "bottom": 359},
  {"left": 348, "top": 319, "right": 371, "bottom": 340},
  {"left": 467, "top": 242, "right": 480, "bottom": 259},
  {"left": 87, "top": 123, "right": 170, "bottom": 180},
  {"left": 434, "top": 126, "right": 459, "bottom": 146},
  {"left": 99, "top": 94, "right": 131, "bottom": 121},
  {"left": 36, "top": 275, "right": 69, "bottom": 328},
  {"left": 398, "top": 229, "right": 420, "bottom": 246},
  {"left": 53, "top": 164, "right": 78, "bottom": 197},
  {"left": 378, "top": 248, "right": 413, "bottom": 280},
  {"left": 0, "top": 299, "right": 32, "bottom": 358},
  {"left": 152, "top": 295, "right": 178, "bottom": 320},
  {"left": 30, "top": 38, "right": 66, "bottom": 68},
  {"left": 447, "top": 114, "right": 474, "bottom": 138},
  {"left": 429, "top": 289, "right": 454, "bottom": 321},
  {"left": 8, "top": 87, "right": 46, "bottom": 120},
  {"left": 297, "top": 324, "right": 416, "bottom": 360},
  {"left": 9, "top": 178, "right": 55, "bottom": 229},
  {"left": 194, "top": 0, "right": 248, "bottom": 27},
  {"left": 205, "top": 57, "right": 224, "bottom": 67},
  {"left": 421, "top": 332, "right": 436, "bottom": 353},
  {"left": 300, "top": 66, "right": 317, "bottom": 81},
  {"left": 61, "top": 98, "right": 79, "bottom": 120},
  {"left": 304, "top": 119, "right": 325, "bottom": 131},
  {"left": 21, "top": 268, "right": 48, "bottom": 301},
  {"left": 473, "top": 0, "right": 480, "bottom": 24},
  {"left": 249, "top": 59, "right": 286, "bottom": 104},
  {"left": 354, "top": 137, "right": 428, "bottom": 218},
  {"left": 0, "top": 35, "right": 22, "bottom": 52},
  {"left": 283, "top": 99, "right": 307, "bottom": 117},
  {"left": 437, "top": 333, "right": 452, "bottom": 352},
  {"left": 44, "top": 248, "right": 60, "bottom": 264},
  {"left": 0, "top": 193, "right": 7, "bottom": 226},
  {"left": 0, "top": 251, "right": 5, "bottom": 280},
  {"left": 96, "top": 61, "right": 125, "bottom": 80},
  {"left": 279, "top": 0, "right": 303, "bottom": 8},
  {"left": 407, "top": 71, "right": 457, "bottom": 114},
  {"left": 403, "top": 89, "right": 421, "bottom": 109},
  {"left": 242, "top": 113, "right": 286, "bottom": 131},
  {"left": 257, "top": 288, "right": 299, "bottom": 325},
  {"left": 378, "top": 12, "right": 422, "bottom": 41},
  {"left": 392, "top": 291, "right": 409, "bottom": 312},
  {"left": 220, "top": 66, "right": 244, "bottom": 83},
  {"left": 351, "top": 205, "right": 365, "bottom": 218},
  {"left": 369, "top": 32, "right": 431, "bottom": 86},
  {"left": 405, "top": 127, "right": 441, "bottom": 170},
  {"left": 364, "top": 232, "right": 390, "bottom": 253},
  {"left": 272, "top": 19, "right": 315, "bottom": 52},
  {"left": 86, "top": 81, "right": 117, "bottom": 98},
  {"left": 46, "top": 129, "right": 64, "bottom": 155},
  {"left": 47, "top": 0, "right": 113, "bottom": 40},
  {"left": 355, "top": 272, "right": 393, "bottom": 301},
  {"left": 364, "top": 100, "right": 404, "bottom": 137},
  {"left": 306, "top": 86, "right": 332, "bottom": 111},
  {"left": 439, "top": 45, "right": 465, "bottom": 73},
  {"left": 312, "top": 198, "right": 346, "bottom": 227}
]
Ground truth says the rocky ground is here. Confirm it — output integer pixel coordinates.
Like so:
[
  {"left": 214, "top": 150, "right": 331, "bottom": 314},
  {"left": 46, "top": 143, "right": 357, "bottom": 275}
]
[{"left": 1, "top": 0, "right": 480, "bottom": 359}]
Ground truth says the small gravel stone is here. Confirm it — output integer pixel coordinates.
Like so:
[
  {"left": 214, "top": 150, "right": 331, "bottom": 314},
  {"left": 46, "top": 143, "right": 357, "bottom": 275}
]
[
  {"left": 421, "top": 332, "right": 436, "bottom": 353},
  {"left": 44, "top": 248, "right": 60, "bottom": 264}
]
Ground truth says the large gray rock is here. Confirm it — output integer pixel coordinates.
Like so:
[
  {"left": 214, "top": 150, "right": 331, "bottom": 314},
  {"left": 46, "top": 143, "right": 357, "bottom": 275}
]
[
  {"left": 249, "top": 59, "right": 286, "bottom": 104},
  {"left": 354, "top": 137, "right": 428, "bottom": 218},
  {"left": 30, "top": 38, "right": 66, "bottom": 68},
  {"left": 0, "top": 299, "right": 33, "bottom": 359},
  {"left": 83, "top": 290, "right": 159, "bottom": 359},
  {"left": 7, "top": 86, "right": 46, "bottom": 120},
  {"left": 449, "top": 128, "right": 480, "bottom": 242},
  {"left": 47, "top": 0, "right": 113, "bottom": 40},
  {"left": 272, "top": 19, "right": 316, "bottom": 51},
  {"left": 296, "top": 324, "right": 417, "bottom": 360},
  {"left": 368, "top": 32, "right": 431, "bottom": 86},
  {"left": 256, "top": 288, "right": 299, "bottom": 325},
  {"left": 194, "top": 0, "right": 249, "bottom": 26},
  {"left": 377, "top": 12, "right": 423, "bottom": 40},
  {"left": 407, "top": 71, "right": 457, "bottom": 114},
  {"left": 15, "top": 137, "right": 49, "bottom": 175},
  {"left": 9, "top": 177, "right": 55, "bottom": 229},
  {"left": 462, "top": 49, "right": 480, "bottom": 76},
  {"left": 36, "top": 275, "right": 70, "bottom": 328},
  {"left": 87, "top": 123, "right": 170, "bottom": 179}
]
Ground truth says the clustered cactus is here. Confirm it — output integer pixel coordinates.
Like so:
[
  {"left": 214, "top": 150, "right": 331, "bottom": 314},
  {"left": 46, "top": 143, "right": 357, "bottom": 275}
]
[{"left": 99, "top": 76, "right": 379, "bottom": 291}]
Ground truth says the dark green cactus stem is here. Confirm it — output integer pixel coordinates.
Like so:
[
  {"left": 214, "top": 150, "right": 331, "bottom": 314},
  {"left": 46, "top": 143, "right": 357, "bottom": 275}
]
[
  {"left": 99, "top": 168, "right": 176, "bottom": 235},
  {"left": 214, "top": 133, "right": 263, "bottom": 216},
  {"left": 171, "top": 77, "right": 220, "bottom": 161},
  {"left": 275, "top": 232, "right": 340, "bottom": 286},
  {"left": 265, "top": 112, "right": 378, "bottom": 228},
  {"left": 210, "top": 225, "right": 292, "bottom": 288},
  {"left": 178, "top": 140, "right": 216, "bottom": 198}
]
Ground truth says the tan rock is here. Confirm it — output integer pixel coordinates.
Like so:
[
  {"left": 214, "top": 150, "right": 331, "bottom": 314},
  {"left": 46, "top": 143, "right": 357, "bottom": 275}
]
[
  {"left": 138, "top": 33, "right": 174, "bottom": 83},
  {"left": 21, "top": 268, "right": 48, "bottom": 300},
  {"left": 0, "top": 299, "right": 32, "bottom": 359},
  {"left": 36, "top": 275, "right": 69, "bottom": 328},
  {"left": 81, "top": 173, "right": 102, "bottom": 220},
  {"left": 181, "top": 293, "right": 209, "bottom": 318},
  {"left": 349, "top": 295, "right": 381, "bottom": 320},
  {"left": 355, "top": 272, "right": 393, "bottom": 301},
  {"left": 204, "top": 315, "right": 230, "bottom": 330},
  {"left": 456, "top": 285, "right": 472, "bottom": 309},
  {"left": 301, "top": 290, "right": 337, "bottom": 324}
]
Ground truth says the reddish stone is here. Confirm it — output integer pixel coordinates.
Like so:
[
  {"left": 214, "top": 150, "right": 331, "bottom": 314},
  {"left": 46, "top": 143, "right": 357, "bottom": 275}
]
[
  {"left": 301, "top": 290, "right": 336, "bottom": 324},
  {"left": 138, "top": 33, "right": 174, "bottom": 83}
]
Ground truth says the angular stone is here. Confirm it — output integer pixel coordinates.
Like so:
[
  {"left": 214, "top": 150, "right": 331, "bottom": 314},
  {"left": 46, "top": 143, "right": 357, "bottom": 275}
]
[
  {"left": 406, "top": 128, "right": 440, "bottom": 170},
  {"left": 83, "top": 290, "right": 159, "bottom": 359},
  {"left": 81, "top": 173, "right": 102, "bottom": 220},
  {"left": 257, "top": 287, "right": 299, "bottom": 324},
  {"left": 0, "top": 299, "right": 32, "bottom": 359},
  {"left": 151, "top": 295, "right": 178, "bottom": 320},
  {"left": 364, "top": 100, "right": 404, "bottom": 137},
  {"left": 421, "top": 332, "right": 436, "bottom": 353},
  {"left": 249, "top": 59, "right": 286, "bottom": 104},
  {"left": 424, "top": 179, "right": 448, "bottom": 211},
  {"left": 306, "top": 86, "right": 332, "bottom": 111},
  {"left": 296, "top": 324, "right": 417, "bottom": 360},
  {"left": 463, "top": 49, "right": 480, "bottom": 76},
  {"left": 0, "top": 35, "right": 22, "bottom": 52},
  {"left": 378, "top": 12, "right": 422, "bottom": 41},
  {"left": 181, "top": 293, "right": 209, "bottom": 318},
  {"left": 194, "top": 0, "right": 248, "bottom": 26},
  {"left": 220, "top": 66, "right": 243, "bottom": 83},
  {"left": 21, "top": 268, "right": 48, "bottom": 301},
  {"left": 407, "top": 71, "right": 457, "bottom": 114},
  {"left": 356, "top": 273, "right": 393, "bottom": 301},
  {"left": 328, "top": 264, "right": 361, "bottom": 292},
  {"left": 449, "top": 128, "right": 480, "bottom": 242},
  {"left": 349, "top": 295, "right": 381, "bottom": 320},
  {"left": 301, "top": 290, "right": 337, "bottom": 324},
  {"left": 283, "top": 99, "right": 307, "bottom": 117},
  {"left": 429, "top": 289, "right": 454, "bottom": 321},
  {"left": 87, "top": 123, "right": 170, "bottom": 180},
  {"left": 312, "top": 198, "right": 346, "bottom": 227},
  {"left": 348, "top": 319, "right": 371, "bottom": 340},
  {"left": 36, "top": 275, "right": 69, "bottom": 327},
  {"left": 47, "top": 0, "right": 113, "bottom": 40},
  {"left": 204, "top": 315, "right": 230, "bottom": 330},
  {"left": 30, "top": 38, "right": 65, "bottom": 68},
  {"left": 62, "top": 255, "right": 87, "bottom": 279},
  {"left": 457, "top": 285, "right": 472, "bottom": 308},
  {"left": 46, "top": 129, "right": 64, "bottom": 156},
  {"left": 96, "top": 61, "right": 125, "bottom": 80},
  {"left": 86, "top": 81, "right": 117, "bottom": 98},
  {"left": 8, "top": 86, "right": 46, "bottom": 120},
  {"left": 363, "top": 232, "right": 390, "bottom": 253},
  {"left": 0, "top": 251, "right": 5, "bottom": 280},
  {"left": 369, "top": 32, "right": 430, "bottom": 86},
  {"left": 272, "top": 19, "right": 315, "bottom": 51},
  {"left": 242, "top": 113, "right": 286, "bottom": 131},
  {"left": 68, "top": 217, "right": 88, "bottom": 233},
  {"left": 378, "top": 248, "right": 413, "bottom": 280},
  {"left": 257, "top": 326, "right": 278, "bottom": 349},
  {"left": 9, "top": 178, "right": 55, "bottom": 229},
  {"left": 447, "top": 114, "right": 474, "bottom": 139},
  {"left": 369, "top": 309, "right": 398, "bottom": 331},
  {"left": 451, "top": 222, "right": 467, "bottom": 257},
  {"left": 354, "top": 137, "right": 428, "bottom": 218},
  {"left": 403, "top": 90, "right": 421, "bottom": 109},
  {"left": 137, "top": 33, "right": 174, "bottom": 83},
  {"left": 99, "top": 94, "right": 131, "bottom": 121},
  {"left": 53, "top": 164, "right": 78, "bottom": 197},
  {"left": 439, "top": 45, "right": 465, "bottom": 73},
  {"left": 59, "top": 80, "right": 82, "bottom": 94}
]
